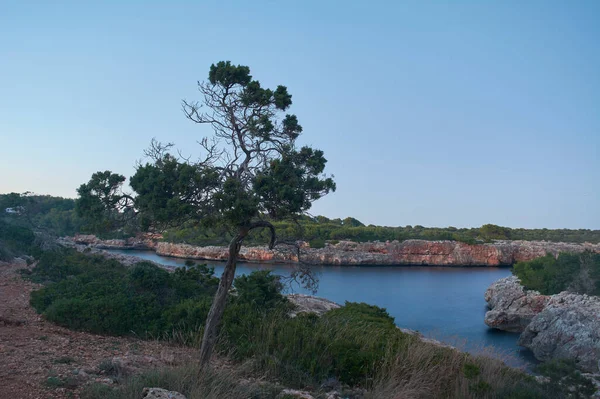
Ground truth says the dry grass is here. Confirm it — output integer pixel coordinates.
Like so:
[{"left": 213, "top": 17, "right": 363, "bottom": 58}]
[{"left": 81, "top": 362, "right": 282, "bottom": 399}]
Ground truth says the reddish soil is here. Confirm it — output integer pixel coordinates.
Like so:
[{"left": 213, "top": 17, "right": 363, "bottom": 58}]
[{"left": 0, "top": 260, "right": 197, "bottom": 399}]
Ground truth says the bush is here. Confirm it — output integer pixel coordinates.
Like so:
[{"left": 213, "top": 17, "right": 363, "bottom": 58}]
[
  {"left": 30, "top": 248, "right": 558, "bottom": 398},
  {"left": 0, "top": 219, "right": 36, "bottom": 261},
  {"left": 28, "top": 249, "right": 219, "bottom": 337},
  {"left": 221, "top": 301, "right": 412, "bottom": 386},
  {"left": 513, "top": 251, "right": 600, "bottom": 295}
]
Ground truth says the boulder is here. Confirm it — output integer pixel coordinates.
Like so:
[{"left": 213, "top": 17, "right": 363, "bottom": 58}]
[
  {"left": 518, "top": 292, "right": 600, "bottom": 373},
  {"left": 287, "top": 294, "right": 340, "bottom": 317},
  {"left": 484, "top": 276, "right": 549, "bottom": 332},
  {"left": 276, "top": 389, "right": 315, "bottom": 399},
  {"left": 142, "top": 388, "right": 187, "bottom": 399}
]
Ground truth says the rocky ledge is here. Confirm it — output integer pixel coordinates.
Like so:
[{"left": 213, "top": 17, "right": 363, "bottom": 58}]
[
  {"left": 518, "top": 292, "right": 600, "bottom": 373},
  {"left": 485, "top": 277, "right": 600, "bottom": 373},
  {"left": 69, "top": 235, "right": 600, "bottom": 267},
  {"left": 72, "top": 234, "right": 159, "bottom": 250},
  {"left": 484, "top": 276, "right": 550, "bottom": 332}
]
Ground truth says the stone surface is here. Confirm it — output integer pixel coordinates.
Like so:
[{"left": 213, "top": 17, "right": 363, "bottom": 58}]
[
  {"left": 518, "top": 292, "right": 600, "bottom": 373},
  {"left": 65, "top": 235, "right": 600, "bottom": 267},
  {"left": 142, "top": 387, "right": 187, "bottom": 399},
  {"left": 287, "top": 294, "right": 341, "bottom": 317},
  {"left": 484, "top": 276, "right": 550, "bottom": 332},
  {"left": 56, "top": 237, "right": 170, "bottom": 269},
  {"left": 73, "top": 233, "right": 160, "bottom": 250},
  {"left": 276, "top": 389, "right": 315, "bottom": 399}
]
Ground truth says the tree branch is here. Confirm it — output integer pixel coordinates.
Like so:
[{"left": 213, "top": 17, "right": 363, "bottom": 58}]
[{"left": 247, "top": 220, "right": 276, "bottom": 249}]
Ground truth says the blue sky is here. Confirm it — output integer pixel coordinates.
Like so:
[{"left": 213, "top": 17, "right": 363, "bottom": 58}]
[{"left": 1, "top": 1, "right": 598, "bottom": 229}]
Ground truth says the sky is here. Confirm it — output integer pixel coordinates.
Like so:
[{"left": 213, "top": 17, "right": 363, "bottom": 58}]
[{"left": 1, "top": 1, "right": 599, "bottom": 229}]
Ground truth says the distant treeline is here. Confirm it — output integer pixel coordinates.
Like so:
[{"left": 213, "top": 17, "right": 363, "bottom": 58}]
[
  {"left": 163, "top": 216, "right": 600, "bottom": 248},
  {"left": 0, "top": 193, "right": 85, "bottom": 260},
  {"left": 1, "top": 194, "right": 599, "bottom": 254}
]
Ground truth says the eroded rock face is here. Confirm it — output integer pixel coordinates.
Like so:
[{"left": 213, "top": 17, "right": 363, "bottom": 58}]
[
  {"left": 484, "top": 276, "right": 550, "bottom": 332},
  {"left": 156, "top": 242, "right": 300, "bottom": 263},
  {"left": 518, "top": 292, "right": 600, "bottom": 373},
  {"left": 287, "top": 294, "right": 341, "bottom": 317},
  {"left": 73, "top": 234, "right": 159, "bottom": 250},
  {"left": 155, "top": 239, "right": 600, "bottom": 266},
  {"left": 56, "top": 237, "right": 169, "bottom": 269},
  {"left": 65, "top": 236, "right": 600, "bottom": 267}
]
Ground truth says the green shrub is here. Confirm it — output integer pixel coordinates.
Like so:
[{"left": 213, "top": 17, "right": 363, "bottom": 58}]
[
  {"left": 28, "top": 249, "right": 218, "bottom": 337},
  {"left": 536, "top": 359, "right": 596, "bottom": 399},
  {"left": 234, "top": 270, "right": 288, "bottom": 309},
  {"left": 221, "top": 301, "right": 411, "bottom": 386},
  {"left": 513, "top": 251, "right": 600, "bottom": 295},
  {"left": 0, "top": 219, "right": 36, "bottom": 261}
]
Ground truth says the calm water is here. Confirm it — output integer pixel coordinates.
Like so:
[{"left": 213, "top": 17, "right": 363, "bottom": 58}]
[{"left": 111, "top": 249, "right": 537, "bottom": 368}]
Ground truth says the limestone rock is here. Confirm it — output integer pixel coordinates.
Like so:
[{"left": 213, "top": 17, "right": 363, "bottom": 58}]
[
  {"left": 484, "top": 276, "right": 550, "bottom": 332},
  {"left": 518, "top": 292, "right": 600, "bottom": 373},
  {"left": 142, "top": 388, "right": 186, "bottom": 399},
  {"left": 287, "top": 294, "right": 340, "bottom": 317},
  {"left": 65, "top": 235, "right": 600, "bottom": 267},
  {"left": 276, "top": 389, "right": 315, "bottom": 399}
]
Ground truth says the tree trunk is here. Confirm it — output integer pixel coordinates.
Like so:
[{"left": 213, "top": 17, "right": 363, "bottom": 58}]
[
  {"left": 198, "top": 229, "right": 246, "bottom": 367},
  {"left": 198, "top": 221, "right": 275, "bottom": 368}
]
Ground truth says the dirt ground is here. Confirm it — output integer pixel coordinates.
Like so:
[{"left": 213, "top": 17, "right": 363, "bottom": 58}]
[{"left": 0, "top": 260, "right": 197, "bottom": 399}]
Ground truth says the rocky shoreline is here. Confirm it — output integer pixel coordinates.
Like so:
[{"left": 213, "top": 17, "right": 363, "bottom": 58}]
[
  {"left": 485, "top": 276, "right": 600, "bottom": 374},
  {"left": 68, "top": 235, "right": 600, "bottom": 267}
]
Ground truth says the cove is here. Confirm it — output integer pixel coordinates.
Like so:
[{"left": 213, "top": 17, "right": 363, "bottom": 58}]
[{"left": 110, "top": 249, "right": 537, "bottom": 369}]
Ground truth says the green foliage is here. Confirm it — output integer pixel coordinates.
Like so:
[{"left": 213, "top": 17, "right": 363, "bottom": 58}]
[
  {"left": 463, "top": 362, "right": 481, "bottom": 379},
  {"left": 535, "top": 359, "right": 596, "bottom": 399},
  {"left": 513, "top": 251, "right": 600, "bottom": 295},
  {"left": 221, "top": 301, "right": 409, "bottom": 386},
  {"left": 77, "top": 61, "right": 336, "bottom": 238},
  {"left": 0, "top": 218, "right": 36, "bottom": 260},
  {"left": 480, "top": 224, "right": 511, "bottom": 241},
  {"left": 76, "top": 171, "right": 137, "bottom": 233},
  {"left": 28, "top": 249, "right": 219, "bottom": 336},
  {"left": 0, "top": 193, "right": 85, "bottom": 239},
  {"left": 162, "top": 217, "right": 600, "bottom": 248},
  {"left": 29, "top": 249, "right": 557, "bottom": 397},
  {"left": 233, "top": 270, "right": 287, "bottom": 309}
]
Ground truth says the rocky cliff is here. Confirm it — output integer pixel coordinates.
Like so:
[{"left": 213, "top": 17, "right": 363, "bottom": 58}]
[
  {"left": 485, "top": 276, "right": 600, "bottom": 373},
  {"left": 72, "top": 234, "right": 159, "bottom": 250},
  {"left": 518, "top": 292, "right": 600, "bottom": 373},
  {"left": 484, "top": 276, "right": 550, "bottom": 332},
  {"left": 70, "top": 235, "right": 600, "bottom": 267}
]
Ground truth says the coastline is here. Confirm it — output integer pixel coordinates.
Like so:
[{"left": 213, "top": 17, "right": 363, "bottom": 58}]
[{"left": 66, "top": 234, "right": 600, "bottom": 268}]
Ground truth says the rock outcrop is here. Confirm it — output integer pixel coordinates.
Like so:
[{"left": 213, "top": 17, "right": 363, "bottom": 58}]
[
  {"left": 485, "top": 276, "right": 600, "bottom": 373},
  {"left": 276, "top": 389, "right": 315, "bottom": 399},
  {"left": 153, "top": 239, "right": 600, "bottom": 267},
  {"left": 518, "top": 292, "right": 600, "bottom": 373},
  {"left": 484, "top": 276, "right": 550, "bottom": 332},
  {"left": 66, "top": 235, "right": 600, "bottom": 267},
  {"left": 73, "top": 234, "right": 159, "bottom": 250},
  {"left": 287, "top": 294, "right": 341, "bottom": 317},
  {"left": 142, "top": 388, "right": 186, "bottom": 399},
  {"left": 156, "top": 241, "right": 300, "bottom": 263},
  {"left": 57, "top": 237, "right": 170, "bottom": 269}
]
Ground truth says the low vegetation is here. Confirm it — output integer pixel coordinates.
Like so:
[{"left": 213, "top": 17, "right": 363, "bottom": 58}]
[
  {"left": 25, "top": 249, "right": 580, "bottom": 398},
  {"left": 0, "top": 218, "right": 36, "bottom": 261},
  {"left": 26, "top": 249, "right": 219, "bottom": 337},
  {"left": 163, "top": 218, "right": 600, "bottom": 248},
  {"left": 512, "top": 251, "right": 600, "bottom": 295},
  {"left": 2, "top": 193, "right": 599, "bottom": 251}
]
